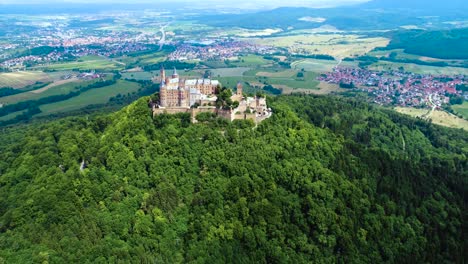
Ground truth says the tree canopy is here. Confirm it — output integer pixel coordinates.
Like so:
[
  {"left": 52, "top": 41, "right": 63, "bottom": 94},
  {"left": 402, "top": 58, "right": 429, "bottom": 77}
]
[{"left": 0, "top": 94, "right": 466, "bottom": 263}]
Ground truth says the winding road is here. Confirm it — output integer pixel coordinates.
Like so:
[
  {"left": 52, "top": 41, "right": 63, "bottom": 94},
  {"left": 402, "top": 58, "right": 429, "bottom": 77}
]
[{"left": 158, "top": 23, "right": 170, "bottom": 51}]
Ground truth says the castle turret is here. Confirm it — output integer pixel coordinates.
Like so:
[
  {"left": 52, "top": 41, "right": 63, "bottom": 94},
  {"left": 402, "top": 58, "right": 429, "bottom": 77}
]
[
  {"left": 237, "top": 81, "right": 243, "bottom": 96},
  {"left": 172, "top": 67, "right": 178, "bottom": 78}
]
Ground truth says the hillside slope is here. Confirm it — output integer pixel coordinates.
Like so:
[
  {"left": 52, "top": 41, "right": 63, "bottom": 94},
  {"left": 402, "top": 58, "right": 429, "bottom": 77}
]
[{"left": 0, "top": 95, "right": 466, "bottom": 263}]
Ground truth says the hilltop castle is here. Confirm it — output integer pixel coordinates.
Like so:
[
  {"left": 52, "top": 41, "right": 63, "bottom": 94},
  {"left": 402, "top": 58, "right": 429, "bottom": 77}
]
[
  {"left": 152, "top": 66, "right": 271, "bottom": 123},
  {"left": 158, "top": 66, "right": 220, "bottom": 108}
]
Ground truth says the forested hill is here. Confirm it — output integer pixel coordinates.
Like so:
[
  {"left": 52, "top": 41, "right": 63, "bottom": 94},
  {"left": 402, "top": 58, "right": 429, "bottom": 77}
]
[
  {"left": 0, "top": 95, "right": 466, "bottom": 263},
  {"left": 360, "top": 0, "right": 466, "bottom": 10}
]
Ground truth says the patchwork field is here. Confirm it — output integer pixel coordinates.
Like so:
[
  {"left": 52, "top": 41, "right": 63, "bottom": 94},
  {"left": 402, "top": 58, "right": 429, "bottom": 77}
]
[
  {"left": 207, "top": 67, "right": 251, "bottom": 77},
  {"left": 205, "top": 65, "right": 324, "bottom": 94},
  {"left": 256, "top": 69, "right": 296, "bottom": 78},
  {"left": 122, "top": 71, "right": 157, "bottom": 81},
  {"left": 366, "top": 49, "right": 445, "bottom": 61},
  {"left": 291, "top": 58, "right": 357, "bottom": 72},
  {"left": 252, "top": 34, "right": 390, "bottom": 58},
  {"left": 395, "top": 107, "right": 468, "bottom": 130},
  {"left": 452, "top": 102, "right": 468, "bottom": 120},
  {"left": 370, "top": 61, "right": 468, "bottom": 75},
  {"left": 0, "top": 79, "right": 94, "bottom": 104},
  {"left": 39, "top": 80, "right": 141, "bottom": 115},
  {"left": 31, "top": 77, "right": 80, "bottom": 94},
  {"left": 231, "top": 55, "right": 271, "bottom": 67},
  {"left": 0, "top": 71, "right": 52, "bottom": 88},
  {"left": 33, "top": 56, "right": 123, "bottom": 71}
]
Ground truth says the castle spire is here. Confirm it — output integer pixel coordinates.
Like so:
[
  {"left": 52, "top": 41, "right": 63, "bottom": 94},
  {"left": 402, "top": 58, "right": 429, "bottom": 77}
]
[
  {"left": 172, "top": 67, "right": 178, "bottom": 78},
  {"left": 160, "top": 65, "right": 166, "bottom": 84}
]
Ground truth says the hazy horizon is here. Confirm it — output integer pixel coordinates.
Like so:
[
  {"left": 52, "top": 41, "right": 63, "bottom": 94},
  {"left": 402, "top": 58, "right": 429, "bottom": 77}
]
[{"left": 0, "top": 0, "right": 370, "bottom": 9}]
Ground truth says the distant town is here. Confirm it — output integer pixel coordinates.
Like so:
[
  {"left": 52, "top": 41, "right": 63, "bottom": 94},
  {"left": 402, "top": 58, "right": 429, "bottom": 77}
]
[
  {"left": 168, "top": 40, "right": 276, "bottom": 61},
  {"left": 319, "top": 67, "right": 466, "bottom": 109}
]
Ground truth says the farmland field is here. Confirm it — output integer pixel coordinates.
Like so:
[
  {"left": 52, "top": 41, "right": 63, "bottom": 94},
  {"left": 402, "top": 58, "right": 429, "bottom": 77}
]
[
  {"left": 252, "top": 34, "right": 390, "bottom": 58},
  {"left": 0, "top": 79, "right": 96, "bottom": 104},
  {"left": 207, "top": 67, "right": 251, "bottom": 77},
  {"left": 39, "top": 80, "right": 141, "bottom": 115},
  {"left": 395, "top": 107, "right": 468, "bottom": 130},
  {"left": 0, "top": 110, "right": 27, "bottom": 122},
  {"left": 216, "top": 66, "right": 322, "bottom": 93},
  {"left": 291, "top": 58, "right": 358, "bottom": 72},
  {"left": 0, "top": 71, "right": 51, "bottom": 88},
  {"left": 370, "top": 61, "right": 468, "bottom": 75},
  {"left": 33, "top": 56, "right": 123, "bottom": 71},
  {"left": 122, "top": 71, "right": 157, "bottom": 81},
  {"left": 452, "top": 102, "right": 468, "bottom": 120},
  {"left": 31, "top": 78, "right": 80, "bottom": 94},
  {"left": 231, "top": 55, "right": 271, "bottom": 67},
  {"left": 256, "top": 69, "right": 296, "bottom": 78}
]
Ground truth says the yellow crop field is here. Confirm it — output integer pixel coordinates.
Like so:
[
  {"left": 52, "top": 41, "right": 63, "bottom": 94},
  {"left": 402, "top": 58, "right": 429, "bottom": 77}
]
[
  {"left": 395, "top": 107, "right": 468, "bottom": 130},
  {"left": 252, "top": 34, "right": 390, "bottom": 58},
  {"left": 0, "top": 71, "right": 51, "bottom": 88}
]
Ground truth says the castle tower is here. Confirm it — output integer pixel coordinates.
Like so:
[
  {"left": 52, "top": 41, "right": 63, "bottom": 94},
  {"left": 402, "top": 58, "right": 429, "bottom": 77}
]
[
  {"left": 237, "top": 81, "right": 243, "bottom": 96},
  {"left": 160, "top": 66, "right": 166, "bottom": 83},
  {"left": 172, "top": 67, "right": 178, "bottom": 78},
  {"left": 159, "top": 85, "right": 167, "bottom": 107}
]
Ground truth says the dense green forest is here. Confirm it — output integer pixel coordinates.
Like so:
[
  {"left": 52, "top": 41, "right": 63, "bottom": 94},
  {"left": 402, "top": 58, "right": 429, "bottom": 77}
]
[
  {"left": 384, "top": 28, "right": 468, "bottom": 59},
  {"left": 0, "top": 95, "right": 466, "bottom": 263}
]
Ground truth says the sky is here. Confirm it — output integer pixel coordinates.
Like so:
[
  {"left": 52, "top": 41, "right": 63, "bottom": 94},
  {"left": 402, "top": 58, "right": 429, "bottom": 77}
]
[{"left": 0, "top": 0, "right": 370, "bottom": 8}]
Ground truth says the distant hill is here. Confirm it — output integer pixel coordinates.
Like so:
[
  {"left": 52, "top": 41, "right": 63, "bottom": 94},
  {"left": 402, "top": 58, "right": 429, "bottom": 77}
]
[
  {"left": 360, "top": 0, "right": 466, "bottom": 10},
  {"left": 199, "top": 6, "right": 426, "bottom": 30},
  {"left": 384, "top": 28, "right": 468, "bottom": 59},
  {"left": 197, "top": 0, "right": 467, "bottom": 30}
]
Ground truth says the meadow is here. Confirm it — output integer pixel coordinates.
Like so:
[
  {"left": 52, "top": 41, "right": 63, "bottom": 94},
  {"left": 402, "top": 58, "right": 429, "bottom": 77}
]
[
  {"left": 0, "top": 71, "right": 51, "bottom": 88},
  {"left": 32, "top": 56, "right": 123, "bottom": 71},
  {"left": 370, "top": 61, "right": 468, "bottom": 75},
  {"left": 452, "top": 102, "right": 468, "bottom": 120},
  {"left": 0, "top": 109, "right": 27, "bottom": 122},
  {"left": 0, "top": 79, "right": 94, "bottom": 104},
  {"left": 39, "top": 80, "right": 141, "bottom": 115},
  {"left": 395, "top": 107, "right": 468, "bottom": 130},
  {"left": 208, "top": 67, "right": 251, "bottom": 77},
  {"left": 252, "top": 34, "right": 390, "bottom": 58}
]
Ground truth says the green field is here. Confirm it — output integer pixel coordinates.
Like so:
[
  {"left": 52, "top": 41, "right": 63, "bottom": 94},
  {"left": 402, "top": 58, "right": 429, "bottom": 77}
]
[
  {"left": 291, "top": 59, "right": 357, "bottom": 72},
  {"left": 200, "top": 61, "right": 229, "bottom": 68},
  {"left": 122, "top": 71, "right": 157, "bottom": 81},
  {"left": 138, "top": 53, "right": 168, "bottom": 65},
  {"left": 452, "top": 102, "right": 468, "bottom": 119},
  {"left": 33, "top": 56, "right": 123, "bottom": 71},
  {"left": 0, "top": 79, "right": 94, "bottom": 104},
  {"left": 39, "top": 80, "right": 141, "bottom": 115},
  {"left": 252, "top": 34, "right": 389, "bottom": 58},
  {"left": 200, "top": 55, "right": 272, "bottom": 69},
  {"left": 218, "top": 67, "right": 319, "bottom": 93},
  {"left": 368, "top": 49, "right": 433, "bottom": 61},
  {"left": 206, "top": 67, "right": 251, "bottom": 77},
  {"left": 0, "top": 71, "right": 51, "bottom": 88},
  {"left": 0, "top": 109, "right": 27, "bottom": 122},
  {"left": 370, "top": 61, "right": 468, "bottom": 75},
  {"left": 231, "top": 55, "right": 271, "bottom": 67},
  {"left": 396, "top": 106, "right": 468, "bottom": 130}
]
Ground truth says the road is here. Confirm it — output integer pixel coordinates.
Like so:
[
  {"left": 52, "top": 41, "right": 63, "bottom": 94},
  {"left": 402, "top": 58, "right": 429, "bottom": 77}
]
[
  {"left": 336, "top": 57, "right": 343, "bottom": 67},
  {"left": 422, "top": 93, "right": 437, "bottom": 119},
  {"left": 158, "top": 23, "right": 170, "bottom": 51}
]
